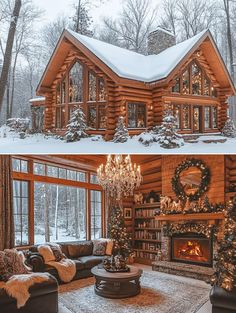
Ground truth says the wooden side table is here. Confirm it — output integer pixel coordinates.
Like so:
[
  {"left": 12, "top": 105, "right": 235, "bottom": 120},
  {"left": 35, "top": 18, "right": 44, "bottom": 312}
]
[{"left": 91, "top": 265, "right": 143, "bottom": 299}]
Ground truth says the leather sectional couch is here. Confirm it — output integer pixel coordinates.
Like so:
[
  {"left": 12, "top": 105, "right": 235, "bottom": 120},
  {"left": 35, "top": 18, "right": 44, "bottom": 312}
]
[
  {"left": 210, "top": 286, "right": 236, "bottom": 313},
  {"left": 27, "top": 240, "right": 107, "bottom": 283},
  {"left": 0, "top": 274, "right": 58, "bottom": 313}
]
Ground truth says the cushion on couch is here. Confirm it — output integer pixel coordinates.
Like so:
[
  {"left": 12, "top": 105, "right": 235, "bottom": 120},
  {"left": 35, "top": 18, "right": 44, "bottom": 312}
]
[
  {"left": 100, "top": 238, "right": 114, "bottom": 255},
  {"left": 78, "top": 256, "right": 104, "bottom": 269},
  {"left": 67, "top": 241, "right": 93, "bottom": 258},
  {"left": 92, "top": 240, "right": 107, "bottom": 256}
]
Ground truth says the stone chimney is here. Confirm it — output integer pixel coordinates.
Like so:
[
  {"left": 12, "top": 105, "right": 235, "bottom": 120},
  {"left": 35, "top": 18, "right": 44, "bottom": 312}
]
[{"left": 148, "top": 27, "right": 176, "bottom": 55}]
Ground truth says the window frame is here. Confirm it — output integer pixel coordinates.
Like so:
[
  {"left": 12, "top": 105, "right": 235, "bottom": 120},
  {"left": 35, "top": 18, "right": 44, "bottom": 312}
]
[
  {"left": 171, "top": 59, "right": 217, "bottom": 98},
  {"left": 55, "top": 60, "right": 107, "bottom": 131},
  {"left": 126, "top": 102, "right": 147, "bottom": 129},
  {"left": 11, "top": 157, "right": 105, "bottom": 247}
]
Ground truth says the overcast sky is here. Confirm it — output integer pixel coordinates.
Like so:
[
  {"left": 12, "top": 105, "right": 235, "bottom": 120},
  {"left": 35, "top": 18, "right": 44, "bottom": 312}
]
[
  {"left": 32, "top": 0, "right": 122, "bottom": 27},
  {"left": 32, "top": 0, "right": 159, "bottom": 29}
]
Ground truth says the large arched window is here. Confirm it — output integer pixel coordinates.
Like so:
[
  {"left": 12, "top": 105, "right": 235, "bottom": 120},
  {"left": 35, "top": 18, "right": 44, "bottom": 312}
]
[
  {"left": 55, "top": 60, "right": 107, "bottom": 130},
  {"left": 69, "top": 62, "right": 83, "bottom": 103},
  {"left": 172, "top": 60, "right": 217, "bottom": 97}
]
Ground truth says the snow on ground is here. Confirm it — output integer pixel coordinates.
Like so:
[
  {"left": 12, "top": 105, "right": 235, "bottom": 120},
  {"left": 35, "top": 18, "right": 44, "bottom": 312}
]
[{"left": 0, "top": 126, "right": 236, "bottom": 154}]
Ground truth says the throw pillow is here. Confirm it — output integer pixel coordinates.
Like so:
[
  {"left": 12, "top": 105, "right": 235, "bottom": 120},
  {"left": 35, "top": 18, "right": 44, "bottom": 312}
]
[
  {"left": 48, "top": 243, "right": 64, "bottom": 262},
  {"left": 0, "top": 249, "right": 29, "bottom": 282},
  {"left": 100, "top": 238, "right": 114, "bottom": 255},
  {"left": 93, "top": 240, "right": 107, "bottom": 256},
  {"left": 38, "top": 245, "right": 55, "bottom": 263}
]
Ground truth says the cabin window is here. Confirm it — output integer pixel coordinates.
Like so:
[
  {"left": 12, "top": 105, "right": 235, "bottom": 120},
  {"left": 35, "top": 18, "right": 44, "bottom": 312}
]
[
  {"left": 128, "top": 102, "right": 146, "bottom": 128},
  {"left": 56, "top": 107, "right": 66, "bottom": 128},
  {"left": 13, "top": 180, "right": 29, "bottom": 246},
  {"left": 182, "top": 69, "right": 190, "bottom": 94},
  {"left": 204, "top": 77, "right": 210, "bottom": 96},
  {"left": 56, "top": 83, "right": 61, "bottom": 104},
  {"left": 69, "top": 62, "right": 83, "bottom": 103},
  {"left": 172, "top": 60, "right": 216, "bottom": 98},
  {"left": 204, "top": 106, "right": 211, "bottom": 129},
  {"left": 211, "top": 87, "right": 217, "bottom": 97},
  {"left": 173, "top": 104, "right": 181, "bottom": 129},
  {"left": 12, "top": 158, "right": 28, "bottom": 173},
  {"left": 89, "top": 72, "right": 97, "bottom": 101},
  {"left": 192, "top": 62, "right": 202, "bottom": 95},
  {"left": 183, "top": 105, "right": 191, "bottom": 129},
  {"left": 90, "top": 190, "right": 102, "bottom": 240},
  {"left": 88, "top": 106, "right": 97, "bottom": 129},
  {"left": 98, "top": 106, "right": 107, "bottom": 129},
  {"left": 172, "top": 77, "right": 180, "bottom": 93},
  {"left": 212, "top": 107, "right": 217, "bottom": 128},
  {"left": 62, "top": 78, "right": 66, "bottom": 104},
  {"left": 98, "top": 78, "right": 106, "bottom": 101}
]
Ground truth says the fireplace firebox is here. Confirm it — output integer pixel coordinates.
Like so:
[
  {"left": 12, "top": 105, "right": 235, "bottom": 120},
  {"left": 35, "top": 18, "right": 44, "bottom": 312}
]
[{"left": 171, "top": 233, "right": 213, "bottom": 267}]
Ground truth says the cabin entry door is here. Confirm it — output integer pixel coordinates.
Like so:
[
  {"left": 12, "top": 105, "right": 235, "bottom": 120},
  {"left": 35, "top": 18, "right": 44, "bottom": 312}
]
[{"left": 193, "top": 106, "right": 202, "bottom": 133}]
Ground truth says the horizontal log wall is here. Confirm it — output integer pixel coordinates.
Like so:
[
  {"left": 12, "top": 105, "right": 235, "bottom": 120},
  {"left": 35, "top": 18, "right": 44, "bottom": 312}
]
[{"left": 162, "top": 155, "right": 225, "bottom": 204}]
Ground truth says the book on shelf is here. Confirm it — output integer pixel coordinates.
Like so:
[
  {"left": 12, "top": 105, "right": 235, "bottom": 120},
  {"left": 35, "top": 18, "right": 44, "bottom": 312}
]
[{"left": 135, "top": 250, "right": 158, "bottom": 260}]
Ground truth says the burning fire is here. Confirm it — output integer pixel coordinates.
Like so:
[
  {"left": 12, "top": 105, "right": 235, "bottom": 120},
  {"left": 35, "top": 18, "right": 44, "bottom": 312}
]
[{"left": 178, "top": 241, "right": 203, "bottom": 257}]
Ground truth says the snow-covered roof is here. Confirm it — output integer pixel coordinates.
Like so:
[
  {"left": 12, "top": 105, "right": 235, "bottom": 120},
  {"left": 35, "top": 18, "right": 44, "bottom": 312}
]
[
  {"left": 67, "top": 29, "right": 208, "bottom": 83},
  {"left": 29, "top": 97, "right": 45, "bottom": 103}
]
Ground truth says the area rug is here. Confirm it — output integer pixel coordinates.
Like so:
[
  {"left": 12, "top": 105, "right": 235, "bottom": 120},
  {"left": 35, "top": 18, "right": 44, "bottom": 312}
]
[{"left": 58, "top": 270, "right": 210, "bottom": 313}]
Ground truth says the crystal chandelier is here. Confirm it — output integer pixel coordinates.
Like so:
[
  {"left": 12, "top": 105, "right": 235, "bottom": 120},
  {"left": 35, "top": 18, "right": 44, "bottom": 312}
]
[{"left": 97, "top": 155, "right": 142, "bottom": 200}]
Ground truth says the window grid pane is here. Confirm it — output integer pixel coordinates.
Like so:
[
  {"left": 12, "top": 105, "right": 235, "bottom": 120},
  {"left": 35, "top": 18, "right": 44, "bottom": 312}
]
[
  {"left": 13, "top": 180, "right": 29, "bottom": 246},
  {"left": 90, "top": 190, "right": 102, "bottom": 240}
]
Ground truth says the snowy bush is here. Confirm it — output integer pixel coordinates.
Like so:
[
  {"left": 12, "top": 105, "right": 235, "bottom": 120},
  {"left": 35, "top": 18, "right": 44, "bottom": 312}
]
[
  {"left": 6, "top": 118, "right": 30, "bottom": 133},
  {"left": 138, "top": 131, "right": 155, "bottom": 146},
  {"left": 157, "top": 111, "right": 184, "bottom": 149},
  {"left": 222, "top": 118, "right": 236, "bottom": 138},
  {"left": 65, "top": 107, "right": 88, "bottom": 142},
  {"left": 113, "top": 116, "right": 129, "bottom": 143}
]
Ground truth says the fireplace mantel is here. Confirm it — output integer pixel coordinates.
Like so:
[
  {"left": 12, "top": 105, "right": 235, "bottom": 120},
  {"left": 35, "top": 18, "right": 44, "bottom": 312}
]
[{"left": 155, "top": 212, "right": 225, "bottom": 223}]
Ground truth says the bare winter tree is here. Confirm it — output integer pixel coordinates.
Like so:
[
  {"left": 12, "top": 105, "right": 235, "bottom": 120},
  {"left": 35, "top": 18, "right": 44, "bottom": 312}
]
[
  {"left": 223, "top": 0, "right": 234, "bottom": 79},
  {"left": 160, "top": 0, "right": 178, "bottom": 36},
  {"left": 0, "top": 0, "right": 21, "bottom": 113},
  {"left": 42, "top": 15, "right": 70, "bottom": 58},
  {"left": 102, "top": 0, "right": 157, "bottom": 53},
  {"left": 71, "top": 0, "right": 93, "bottom": 36}
]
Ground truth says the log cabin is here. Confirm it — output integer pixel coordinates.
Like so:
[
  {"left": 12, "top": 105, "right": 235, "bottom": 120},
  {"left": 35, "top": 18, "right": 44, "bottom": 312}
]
[{"left": 32, "top": 28, "right": 236, "bottom": 140}]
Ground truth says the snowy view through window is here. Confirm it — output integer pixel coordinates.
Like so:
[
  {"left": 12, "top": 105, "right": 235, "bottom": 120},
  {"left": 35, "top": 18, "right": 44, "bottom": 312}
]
[{"left": 12, "top": 158, "right": 102, "bottom": 245}]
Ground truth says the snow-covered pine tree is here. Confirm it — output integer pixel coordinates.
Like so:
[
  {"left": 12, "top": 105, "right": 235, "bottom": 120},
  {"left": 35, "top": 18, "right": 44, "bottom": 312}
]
[
  {"left": 113, "top": 116, "right": 129, "bottom": 143},
  {"left": 65, "top": 107, "right": 88, "bottom": 142},
  {"left": 222, "top": 118, "right": 236, "bottom": 138},
  {"left": 157, "top": 110, "right": 184, "bottom": 149}
]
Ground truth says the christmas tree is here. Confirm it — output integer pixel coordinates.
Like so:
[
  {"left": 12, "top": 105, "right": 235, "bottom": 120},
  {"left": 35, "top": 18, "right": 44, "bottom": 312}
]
[
  {"left": 211, "top": 197, "right": 236, "bottom": 291},
  {"left": 157, "top": 110, "right": 184, "bottom": 149},
  {"left": 113, "top": 116, "right": 129, "bottom": 143},
  {"left": 222, "top": 118, "right": 236, "bottom": 138},
  {"left": 109, "top": 206, "right": 132, "bottom": 258},
  {"left": 65, "top": 107, "right": 88, "bottom": 142}
]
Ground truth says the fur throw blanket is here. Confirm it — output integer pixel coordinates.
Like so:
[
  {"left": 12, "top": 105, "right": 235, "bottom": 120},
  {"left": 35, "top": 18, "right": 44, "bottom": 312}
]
[
  {"left": 0, "top": 273, "right": 51, "bottom": 308},
  {"left": 38, "top": 244, "right": 76, "bottom": 283}
]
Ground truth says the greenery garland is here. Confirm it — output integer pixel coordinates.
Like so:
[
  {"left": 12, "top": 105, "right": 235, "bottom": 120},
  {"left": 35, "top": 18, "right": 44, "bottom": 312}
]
[
  {"left": 163, "top": 222, "right": 218, "bottom": 238},
  {"left": 172, "top": 158, "right": 210, "bottom": 201}
]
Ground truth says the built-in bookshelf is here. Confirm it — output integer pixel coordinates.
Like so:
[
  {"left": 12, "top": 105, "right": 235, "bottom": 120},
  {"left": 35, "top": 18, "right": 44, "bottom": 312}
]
[{"left": 133, "top": 203, "right": 161, "bottom": 265}]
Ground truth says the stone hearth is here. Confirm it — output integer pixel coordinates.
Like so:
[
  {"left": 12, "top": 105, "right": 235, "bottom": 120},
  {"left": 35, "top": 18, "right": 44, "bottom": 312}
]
[{"left": 152, "top": 261, "right": 214, "bottom": 282}]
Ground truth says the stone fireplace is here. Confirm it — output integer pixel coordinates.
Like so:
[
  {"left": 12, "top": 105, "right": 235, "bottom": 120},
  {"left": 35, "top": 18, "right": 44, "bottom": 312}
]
[{"left": 171, "top": 233, "right": 213, "bottom": 267}]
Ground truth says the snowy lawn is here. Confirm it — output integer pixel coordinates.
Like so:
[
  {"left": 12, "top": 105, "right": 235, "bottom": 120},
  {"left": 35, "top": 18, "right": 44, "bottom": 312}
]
[{"left": 0, "top": 127, "right": 236, "bottom": 154}]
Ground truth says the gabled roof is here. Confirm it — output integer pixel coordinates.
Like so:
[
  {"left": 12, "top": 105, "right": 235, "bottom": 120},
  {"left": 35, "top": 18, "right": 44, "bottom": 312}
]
[
  {"left": 67, "top": 29, "right": 206, "bottom": 83},
  {"left": 37, "top": 28, "right": 235, "bottom": 95}
]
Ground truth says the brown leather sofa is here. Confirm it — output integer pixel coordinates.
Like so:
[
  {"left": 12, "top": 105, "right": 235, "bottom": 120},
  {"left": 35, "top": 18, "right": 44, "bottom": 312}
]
[
  {"left": 27, "top": 240, "right": 106, "bottom": 283},
  {"left": 0, "top": 274, "right": 58, "bottom": 313},
  {"left": 210, "top": 286, "right": 236, "bottom": 313}
]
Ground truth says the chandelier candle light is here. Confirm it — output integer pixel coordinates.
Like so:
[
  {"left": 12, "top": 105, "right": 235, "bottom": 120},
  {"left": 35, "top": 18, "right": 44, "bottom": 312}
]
[{"left": 97, "top": 155, "right": 142, "bottom": 200}]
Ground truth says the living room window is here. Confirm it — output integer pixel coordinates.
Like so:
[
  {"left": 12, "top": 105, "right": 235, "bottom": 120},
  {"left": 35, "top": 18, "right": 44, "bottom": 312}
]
[
  {"left": 127, "top": 102, "right": 146, "bottom": 128},
  {"left": 34, "top": 183, "right": 87, "bottom": 244},
  {"left": 11, "top": 157, "right": 104, "bottom": 246},
  {"left": 13, "top": 180, "right": 29, "bottom": 246},
  {"left": 90, "top": 190, "right": 102, "bottom": 239}
]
